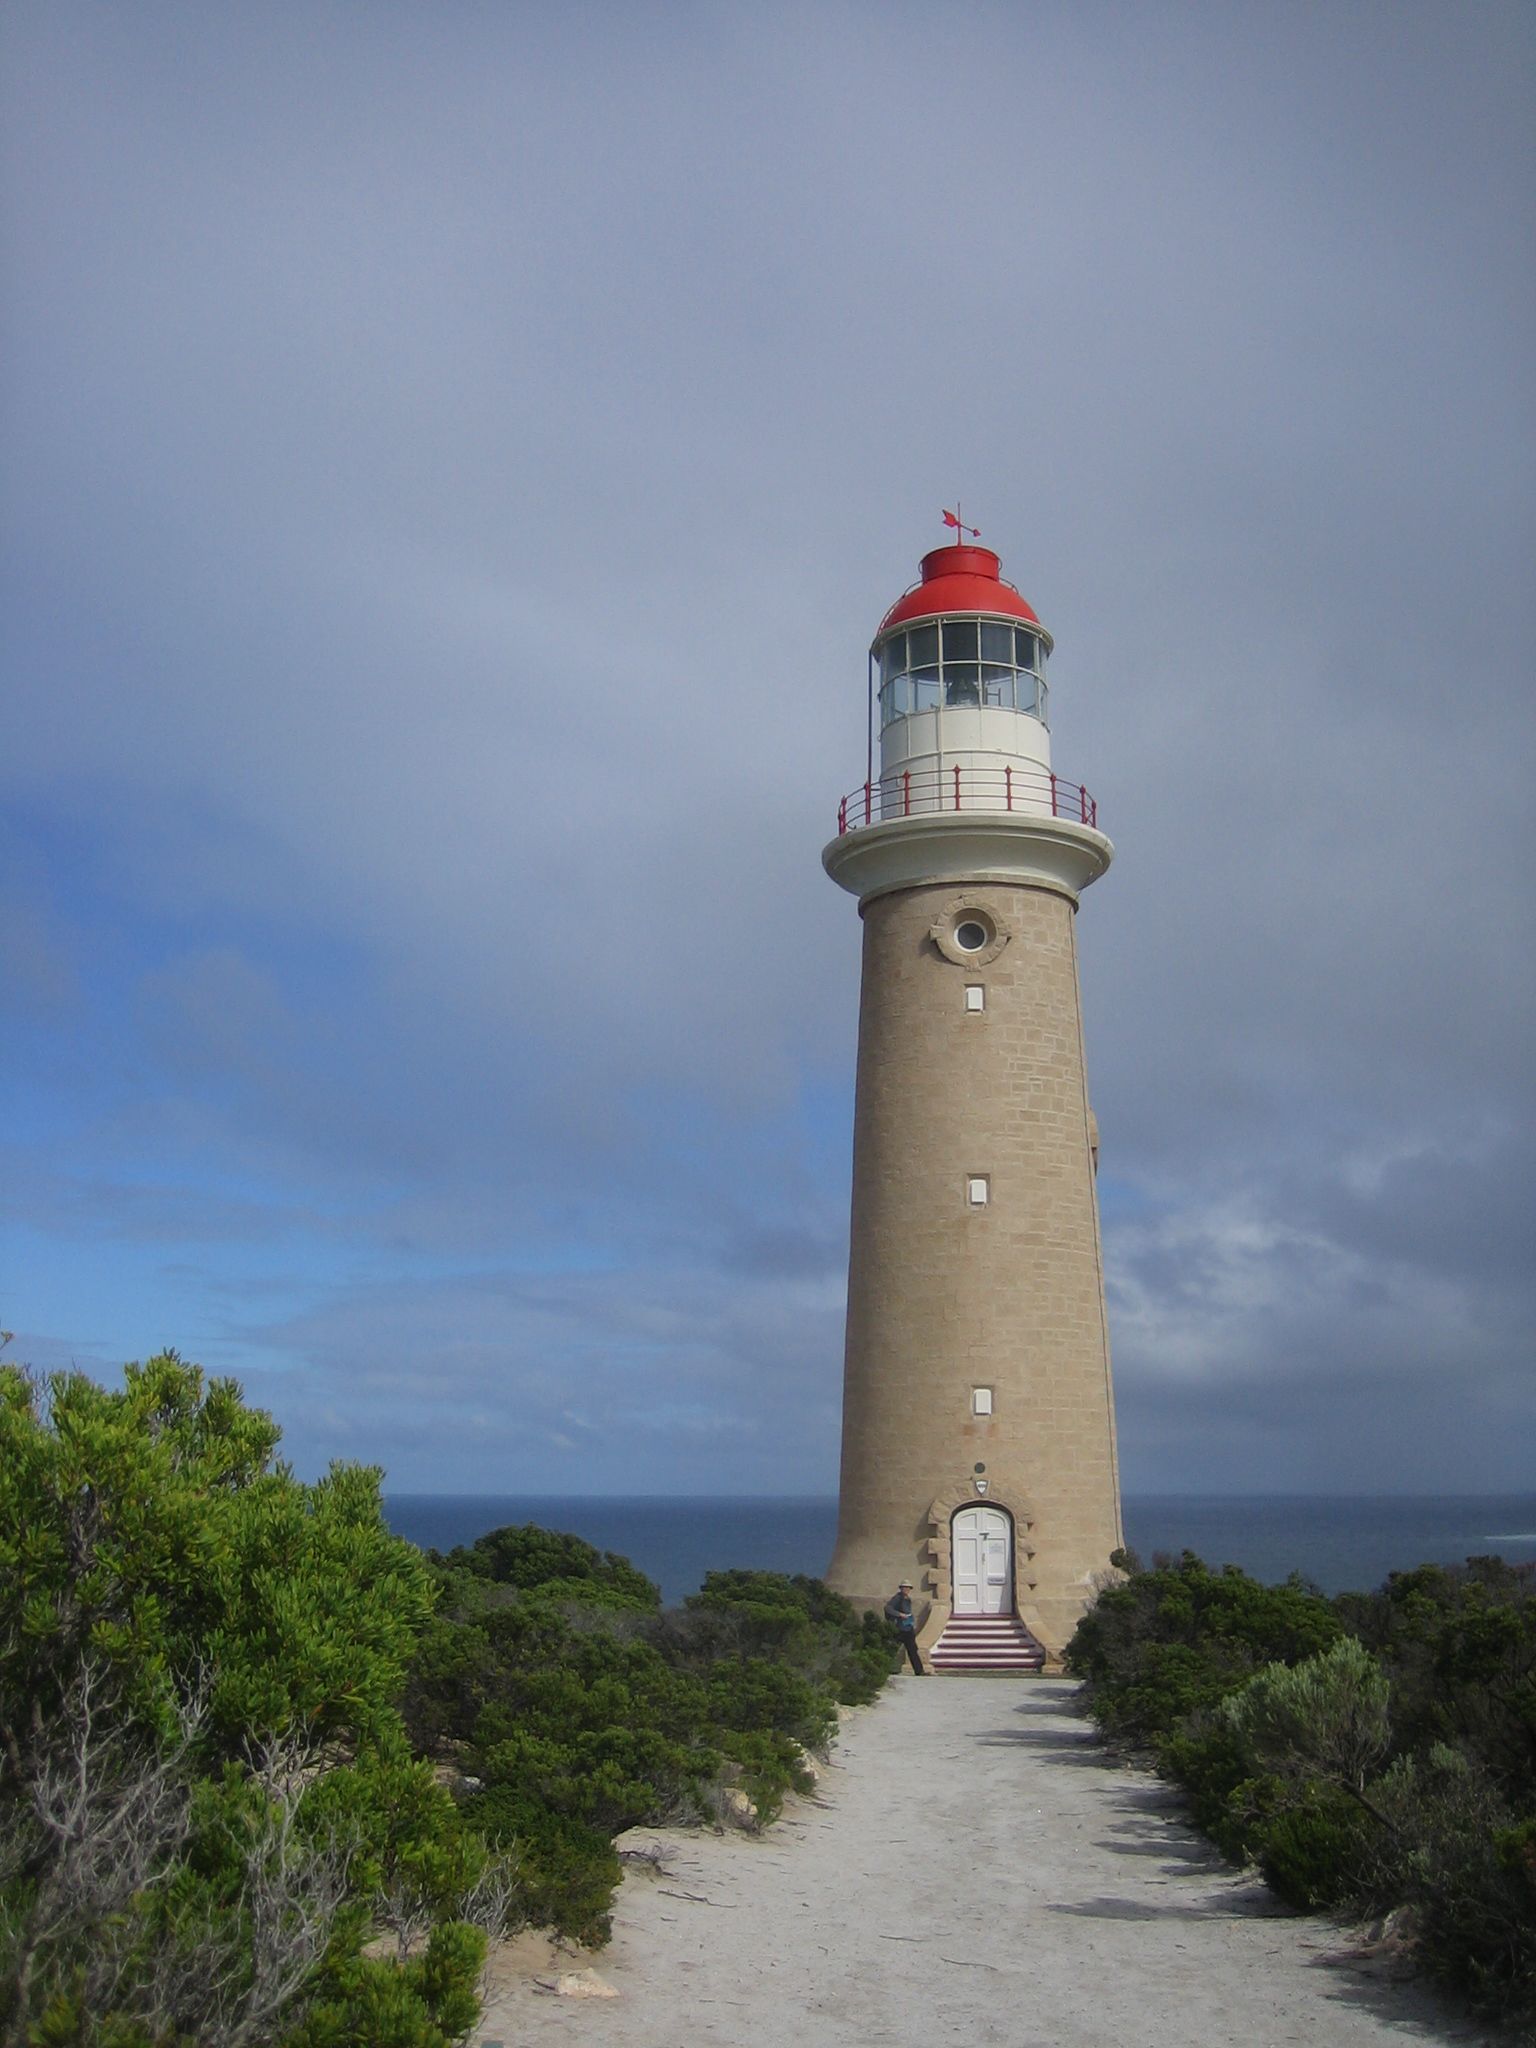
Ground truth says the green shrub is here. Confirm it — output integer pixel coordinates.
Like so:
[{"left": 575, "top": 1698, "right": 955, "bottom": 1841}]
[
  {"left": 1158, "top": 1714, "right": 1269, "bottom": 1855},
  {"left": 706, "top": 1655, "right": 835, "bottom": 1750},
  {"left": 685, "top": 1570, "right": 893, "bottom": 1704},
  {"left": 1363, "top": 1745, "right": 1536, "bottom": 2030},
  {"left": 1068, "top": 1551, "right": 1536, "bottom": 2036},
  {"left": 0, "top": 1354, "right": 494, "bottom": 2047},
  {"left": 405, "top": 1548, "right": 887, "bottom": 1945},
  {"left": 714, "top": 1729, "right": 815, "bottom": 1826},
  {"left": 283, "top": 1920, "right": 487, "bottom": 2048},
  {"left": 1336, "top": 1558, "right": 1536, "bottom": 1802},
  {"left": 474, "top": 1724, "right": 709, "bottom": 1835},
  {"left": 461, "top": 1788, "right": 621, "bottom": 1947},
  {"left": 1252, "top": 1791, "right": 1368, "bottom": 1910},
  {"left": 1175, "top": 1638, "right": 1393, "bottom": 1906},
  {"left": 1217, "top": 1637, "right": 1391, "bottom": 1798},
  {"left": 1066, "top": 1551, "right": 1340, "bottom": 1745},
  {"left": 432, "top": 1523, "right": 660, "bottom": 1610}
]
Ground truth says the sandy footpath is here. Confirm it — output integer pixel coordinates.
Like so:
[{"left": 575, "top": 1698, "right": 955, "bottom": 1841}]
[{"left": 471, "top": 1678, "right": 1490, "bottom": 2047}]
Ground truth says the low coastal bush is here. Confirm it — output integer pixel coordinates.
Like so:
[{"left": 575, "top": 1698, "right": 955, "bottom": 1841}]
[
  {"left": 1066, "top": 1549, "right": 1341, "bottom": 1742},
  {"left": 404, "top": 1540, "right": 891, "bottom": 1942},
  {"left": 0, "top": 1347, "right": 890, "bottom": 2028},
  {"left": 0, "top": 1353, "right": 502, "bottom": 2047},
  {"left": 1067, "top": 1548, "right": 1536, "bottom": 2035}
]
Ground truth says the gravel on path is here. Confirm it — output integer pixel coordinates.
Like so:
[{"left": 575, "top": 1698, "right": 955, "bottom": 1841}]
[{"left": 473, "top": 1677, "right": 1489, "bottom": 2047}]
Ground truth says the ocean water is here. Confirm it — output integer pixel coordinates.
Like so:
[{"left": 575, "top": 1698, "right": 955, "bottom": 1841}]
[{"left": 383, "top": 1491, "right": 1536, "bottom": 1608}]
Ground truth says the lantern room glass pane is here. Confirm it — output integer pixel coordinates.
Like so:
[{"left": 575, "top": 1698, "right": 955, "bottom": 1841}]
[
  {"left": 880, "top": 634, "right": 906, "bottom": 684},
  {"left": 1015, "top": 674, "right": 1038, "bottom": 716},
  {"left": 945, "top": 665, "right": 981, "bottom": 705},
  {"left": 980, "top": 665, "right": 1013, "bottom": 708},
  {"left": 909, "top": 623, "right": 938, "bottom": 668},
  {"left": 881, "top": 677, "right": 918, "bottom": 724},
  {"left": 942, "top": 619, "right": 978, "bottom": 662},
  {"left": 980, "top": 621, "right": 1013, "bottom": 663},
  {"left": 1015, "top": 629, "right": 1037, "bottom": 669},
  {"left": 912, "top": 672, "right": 940, "bottom": 711}
]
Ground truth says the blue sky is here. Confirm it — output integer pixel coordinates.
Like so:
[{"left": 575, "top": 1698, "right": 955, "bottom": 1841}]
[{"left": 3, "top": 2, "right": 1533, "bottom": 1494}]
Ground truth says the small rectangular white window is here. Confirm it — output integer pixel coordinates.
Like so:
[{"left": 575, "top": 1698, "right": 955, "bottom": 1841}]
[
  {"left": 972, "top": 1386, "right": 994, "bottom": 1416},
  {"left": 965, "top": 984, "right": 985, "bottom": 1012},
  {"left": 967, "top": 1175, "right": 990, "bottom": 1206}
]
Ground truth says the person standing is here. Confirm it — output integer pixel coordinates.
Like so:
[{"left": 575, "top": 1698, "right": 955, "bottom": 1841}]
[{"left": 884, "top": 1581, "right": 926, "bottom": 1674}]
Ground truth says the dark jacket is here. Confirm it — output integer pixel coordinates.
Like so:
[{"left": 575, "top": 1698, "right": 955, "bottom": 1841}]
[{"left": 884, "top": 1591, "right": 916, "bottom": 1634}]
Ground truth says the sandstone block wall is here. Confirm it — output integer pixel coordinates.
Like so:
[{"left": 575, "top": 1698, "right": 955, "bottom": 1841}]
[{"left": 825, "top": 878, "right": 1123, "bottom": 1655}]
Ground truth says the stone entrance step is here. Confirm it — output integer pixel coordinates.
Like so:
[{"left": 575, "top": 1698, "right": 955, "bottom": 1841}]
[{"left": 929, "top": 1614, "right": 1046, "bottom": 1673}]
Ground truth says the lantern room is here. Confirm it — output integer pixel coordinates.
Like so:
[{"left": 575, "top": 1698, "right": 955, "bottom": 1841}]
[
  {"left": 867, "top": 542, "right": 1060, "bottom": 824},
  {"left": 876, "top": 616, "right": 1049, "bottom": 725}
]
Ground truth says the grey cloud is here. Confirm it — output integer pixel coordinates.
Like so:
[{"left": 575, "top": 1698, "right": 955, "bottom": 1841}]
[
  {"left": 720, "top": 1226, "right": 846, "bottom": 1282},
  {"left": 3, "top": 2, "right": 1531, "bottom": 1493},
  {"left": 232, "top": 1260, "right": 846, "bottom": 1491}
]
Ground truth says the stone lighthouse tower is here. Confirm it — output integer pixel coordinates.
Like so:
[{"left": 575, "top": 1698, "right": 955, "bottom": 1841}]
[{"left": 823, "top": 529, "right": 1122, "bottom": 1669}]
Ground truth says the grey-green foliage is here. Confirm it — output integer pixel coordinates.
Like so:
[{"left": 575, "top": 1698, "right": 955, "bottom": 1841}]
[
  {"left": 1366, "top": 1745, "right": 1536, "bottom": 2022},
  {"left": 1218, "top": 1636, "right": 1391, "bottom": 1794},
  {"left": 1069, "top": 1552, "right": 1536, "bottom": 2033}
]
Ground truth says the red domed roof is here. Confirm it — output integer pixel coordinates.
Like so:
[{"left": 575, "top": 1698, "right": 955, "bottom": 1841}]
[{"left": 877, "top": 544, "right": 1040, "bottom": 637}]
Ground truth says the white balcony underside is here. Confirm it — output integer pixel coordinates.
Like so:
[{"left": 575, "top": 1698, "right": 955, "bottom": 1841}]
[{"left": 823, "top": 810, "right": 1113, "bottom": 906}]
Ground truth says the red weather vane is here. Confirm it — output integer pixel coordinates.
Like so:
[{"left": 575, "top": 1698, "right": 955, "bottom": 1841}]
[{"left": 942, "top": 505, "right": 981, "bottom": 540}]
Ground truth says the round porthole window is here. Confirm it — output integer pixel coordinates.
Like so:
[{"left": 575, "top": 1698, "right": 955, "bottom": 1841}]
[{"left": 930, "top": 902, "right": 1008, "bottom": 966}]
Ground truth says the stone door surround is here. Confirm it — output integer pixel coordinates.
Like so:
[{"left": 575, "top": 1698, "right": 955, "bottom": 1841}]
[{"left": 916, "top": 1479, "right": 1056, "bottom": 1658}]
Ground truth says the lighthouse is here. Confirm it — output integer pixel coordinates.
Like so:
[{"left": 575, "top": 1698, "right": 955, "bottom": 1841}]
[{"left": 823, "top": 529, "right": 1122, "bottom": 1670}]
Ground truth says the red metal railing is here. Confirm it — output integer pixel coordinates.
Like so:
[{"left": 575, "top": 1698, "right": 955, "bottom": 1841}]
[{"left": 835, "top": 763, "right": 1099, "bottom": 835}]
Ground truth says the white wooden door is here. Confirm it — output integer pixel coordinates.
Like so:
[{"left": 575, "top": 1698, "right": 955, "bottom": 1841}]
[{"left": 951, "top": 1507, "right": 1012, "bottom": 1616}]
